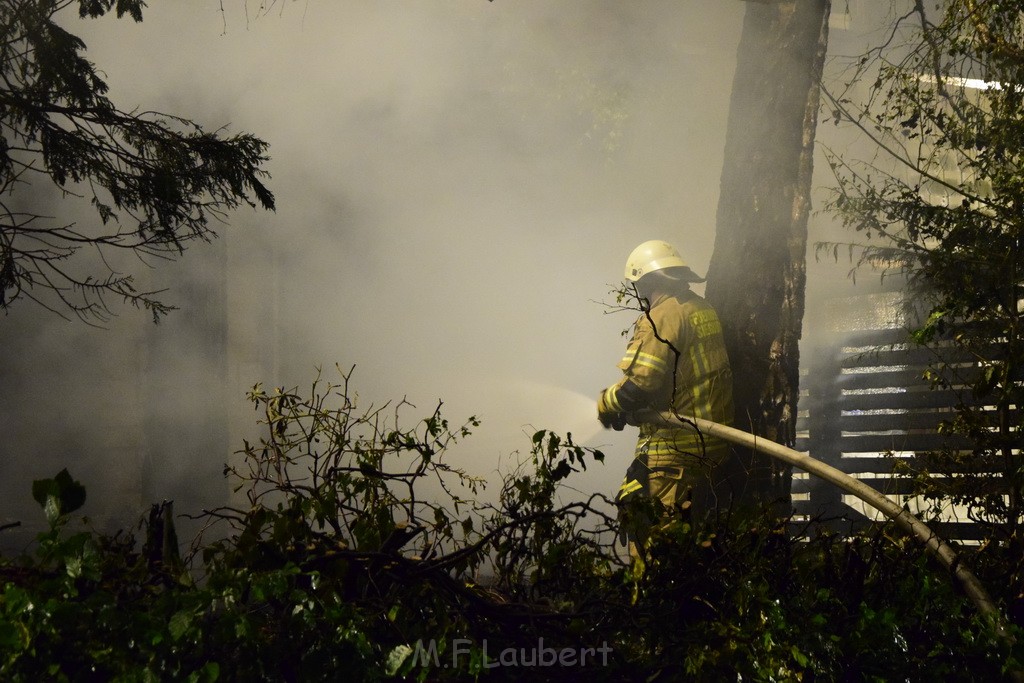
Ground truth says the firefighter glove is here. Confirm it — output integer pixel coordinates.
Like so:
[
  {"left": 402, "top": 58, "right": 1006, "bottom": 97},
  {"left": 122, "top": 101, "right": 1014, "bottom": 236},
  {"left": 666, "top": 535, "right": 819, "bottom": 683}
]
[{"left": 598, "top": 388, "right": 627, "bottom": 431}]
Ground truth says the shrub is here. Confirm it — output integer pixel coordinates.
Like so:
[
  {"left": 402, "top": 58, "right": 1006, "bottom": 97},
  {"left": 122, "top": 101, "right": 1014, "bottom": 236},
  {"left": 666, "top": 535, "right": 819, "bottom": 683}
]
[{"left": 1, "top": 368, "right": 1018, "bottom": 680}]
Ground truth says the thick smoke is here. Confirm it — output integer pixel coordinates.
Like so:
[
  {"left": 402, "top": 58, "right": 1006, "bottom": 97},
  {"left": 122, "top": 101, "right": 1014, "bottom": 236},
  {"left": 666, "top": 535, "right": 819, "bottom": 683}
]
[{"left": 1, "top": 1, "right": 754, "bottom": 544}]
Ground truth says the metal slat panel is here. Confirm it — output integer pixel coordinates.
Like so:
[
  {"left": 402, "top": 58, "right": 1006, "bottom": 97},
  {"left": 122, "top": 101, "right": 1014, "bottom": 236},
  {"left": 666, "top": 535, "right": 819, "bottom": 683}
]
[
  {"left": 835, "top": 366, "right": 986, "bottom": 391},
  {"left": 818, "top": 390, "right": 985, "bottom": 411},
  {"left": 833, "top": 433, "right": 973, "bottom": 454},
  {"left": 836, "top": 409, "right": 1017, "bottom": 432},
  {"left": 841, "top": 328, "right": 917, "bottom": 347},
  {"left": 835, "top": 412, "right": 953, "bottom": 432},
  {"left": 838, "top": 345, "right": 1002, "bottom": 369},
  {"left": 793, "top": 321, "right": 1010, "bottom": 542}
]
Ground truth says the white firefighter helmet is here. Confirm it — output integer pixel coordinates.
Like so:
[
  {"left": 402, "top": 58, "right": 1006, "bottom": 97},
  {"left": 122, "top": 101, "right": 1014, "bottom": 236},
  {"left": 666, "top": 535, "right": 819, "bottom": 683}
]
[{"left": 623, "top": 240, "right": 689, "bottom": 282}]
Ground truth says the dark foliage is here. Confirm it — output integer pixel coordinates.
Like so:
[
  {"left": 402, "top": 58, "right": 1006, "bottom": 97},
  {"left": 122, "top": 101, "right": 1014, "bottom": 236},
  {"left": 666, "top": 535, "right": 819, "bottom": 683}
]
[
  {"left": 821, "top": 1, "right": 1024, "bottom": 547},
  {"left": 0, "top": 0, "right": 274, "bottom": 323},
  {"left": 1, "top": 369, "right": 1018, "bottom": 680}
]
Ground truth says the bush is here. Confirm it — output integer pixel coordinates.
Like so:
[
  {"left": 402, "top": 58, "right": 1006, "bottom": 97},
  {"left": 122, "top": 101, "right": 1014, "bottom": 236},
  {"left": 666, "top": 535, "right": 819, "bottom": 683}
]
[{"left": 1, "top": 368, "right": 1019, "bottom": 681}]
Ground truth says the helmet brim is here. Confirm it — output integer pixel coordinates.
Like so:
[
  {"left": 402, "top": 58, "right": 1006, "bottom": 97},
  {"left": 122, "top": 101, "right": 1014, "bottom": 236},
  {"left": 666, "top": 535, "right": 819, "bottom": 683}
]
[
  {"left": 673, "top": 265, "right": 706, "bottom": 284},
  {"left": 628, "top": 264, "right": 706, "bottom": 284}
]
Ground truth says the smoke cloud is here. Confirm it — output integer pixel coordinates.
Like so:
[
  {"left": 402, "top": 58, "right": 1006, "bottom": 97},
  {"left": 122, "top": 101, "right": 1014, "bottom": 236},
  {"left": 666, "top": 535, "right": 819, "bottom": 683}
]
[{"left": 1, "top": 1, "right": 755, "bottom": 543}]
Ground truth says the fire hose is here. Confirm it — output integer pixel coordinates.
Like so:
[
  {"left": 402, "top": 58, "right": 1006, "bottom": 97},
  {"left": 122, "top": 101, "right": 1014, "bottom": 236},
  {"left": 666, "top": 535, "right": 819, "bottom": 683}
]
[{"left": 647, "top": 411, "right": 1014, "bottom": 645}]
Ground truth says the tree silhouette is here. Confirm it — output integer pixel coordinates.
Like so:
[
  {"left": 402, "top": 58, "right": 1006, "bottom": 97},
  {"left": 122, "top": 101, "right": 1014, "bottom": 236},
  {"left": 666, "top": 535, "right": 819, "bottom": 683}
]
[{"left": 0, "top": 0, "right": 274, "bottom": 323}]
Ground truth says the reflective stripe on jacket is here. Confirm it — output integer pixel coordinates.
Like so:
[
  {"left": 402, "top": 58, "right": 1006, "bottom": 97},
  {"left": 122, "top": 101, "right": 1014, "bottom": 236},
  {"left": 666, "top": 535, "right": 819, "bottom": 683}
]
[{"left": 609, "top": 289, "right": 734, "bottom": 460}]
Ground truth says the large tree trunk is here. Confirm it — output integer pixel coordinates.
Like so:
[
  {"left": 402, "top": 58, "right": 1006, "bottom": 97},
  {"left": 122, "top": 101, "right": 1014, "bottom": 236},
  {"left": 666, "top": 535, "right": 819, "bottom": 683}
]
[{"left": 704, "top": 0, "right": 830, "bottom": 511}]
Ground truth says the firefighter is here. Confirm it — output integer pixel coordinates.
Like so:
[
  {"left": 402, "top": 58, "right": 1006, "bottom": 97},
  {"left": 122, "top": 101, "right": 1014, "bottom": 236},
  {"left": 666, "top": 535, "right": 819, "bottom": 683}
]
[{"left": 598, "top": 240, "right": 734, "bottom": 547}]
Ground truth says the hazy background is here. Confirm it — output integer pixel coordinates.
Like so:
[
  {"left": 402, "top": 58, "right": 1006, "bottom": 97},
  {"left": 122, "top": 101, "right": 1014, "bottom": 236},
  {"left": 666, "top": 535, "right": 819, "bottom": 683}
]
[{"left": 2, "top": 1, "right": 879, "bottom": 543}]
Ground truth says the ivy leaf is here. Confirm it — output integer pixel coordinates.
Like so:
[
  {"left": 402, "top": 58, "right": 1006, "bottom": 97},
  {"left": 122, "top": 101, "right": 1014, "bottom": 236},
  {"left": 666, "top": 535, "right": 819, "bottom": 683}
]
[{"left": 31, "top": 469, "right": 86, "bottom": 521}]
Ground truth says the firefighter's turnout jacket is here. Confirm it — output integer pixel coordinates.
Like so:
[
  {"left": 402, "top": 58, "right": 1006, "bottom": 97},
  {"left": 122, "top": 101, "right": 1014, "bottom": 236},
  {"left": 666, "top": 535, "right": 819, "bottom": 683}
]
[{"left": 605, "top": 289, "right": 734, "bottom": 505}]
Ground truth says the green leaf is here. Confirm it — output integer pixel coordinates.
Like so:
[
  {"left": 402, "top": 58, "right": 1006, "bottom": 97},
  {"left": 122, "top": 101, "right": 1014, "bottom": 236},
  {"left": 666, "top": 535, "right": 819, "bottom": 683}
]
[
  {"left": 187, "top": 662, "right": 220, "bottom": 683},
  {"left": 31, "top": 469, "right": 87, "bottom": 519},
  {"left": 385, "top": 644, "right": 413, "bottom": 676},
  {"left": 0, "top": 620, "right": 30, "bottom": 652},
  {"left": 169, "top": 609, "right": 195, "bottom": 641},
  {"left": 551, "top": 460, "right": 573, "bottom": 482}
]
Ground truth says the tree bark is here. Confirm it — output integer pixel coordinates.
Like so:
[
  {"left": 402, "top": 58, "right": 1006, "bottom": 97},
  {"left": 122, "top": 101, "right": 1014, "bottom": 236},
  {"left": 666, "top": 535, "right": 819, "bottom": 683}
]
[{"left": 704, "top": 0, "right": 830, "bottom": 510}]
